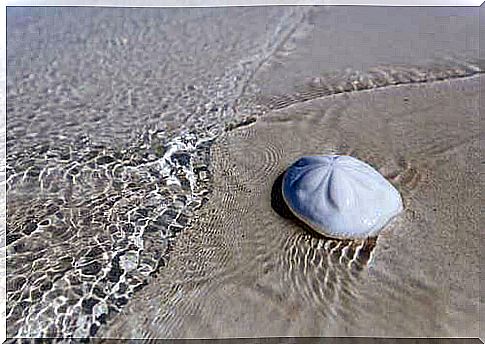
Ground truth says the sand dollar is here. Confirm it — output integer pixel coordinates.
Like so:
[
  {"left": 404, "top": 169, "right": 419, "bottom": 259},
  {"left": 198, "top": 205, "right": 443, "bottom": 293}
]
[{"left": 282, "top": 155, "right": 403, "bottom": 239}]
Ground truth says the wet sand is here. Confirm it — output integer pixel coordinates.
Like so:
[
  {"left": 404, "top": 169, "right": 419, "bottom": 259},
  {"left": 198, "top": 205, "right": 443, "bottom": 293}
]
[
  {"left": 98, "top": 7, "right": 480, "bottom": 339},
  {"left": 101, "top": 74, "right": 480, "bottom": 338},
  {"left": 6, "top": 6, "right": 481, "bottom": 340}
]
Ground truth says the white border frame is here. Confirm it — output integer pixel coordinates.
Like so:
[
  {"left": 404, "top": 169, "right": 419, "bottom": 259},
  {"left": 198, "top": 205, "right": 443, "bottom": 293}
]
[{"left": 2, "top": 2, "right": 483, "bottom": 343}]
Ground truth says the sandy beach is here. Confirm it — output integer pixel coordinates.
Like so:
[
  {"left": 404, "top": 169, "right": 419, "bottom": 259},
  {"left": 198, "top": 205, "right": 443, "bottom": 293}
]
[
  {"left": 100, "top": 7, "right": 481, "bottom": 339},
  {"left": 6, "top": 5, "right": 481, "bottom": 340},
  {"left": 101, "top": 74, "right": 481, "bottom": 338}
]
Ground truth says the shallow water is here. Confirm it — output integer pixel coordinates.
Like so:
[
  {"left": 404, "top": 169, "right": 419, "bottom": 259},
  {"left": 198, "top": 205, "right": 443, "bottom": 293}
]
[
  {"left": 6, "top": 6, "right": 313, "bottom": 338},
  {"left": 6, "top": 6, "right": 481, "bottom": 340}
]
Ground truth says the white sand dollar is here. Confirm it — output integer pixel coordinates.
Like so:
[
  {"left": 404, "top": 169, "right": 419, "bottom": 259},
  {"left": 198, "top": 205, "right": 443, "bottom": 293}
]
[{"left": 282, "top": 155, "right": 403, "bottom": 239}]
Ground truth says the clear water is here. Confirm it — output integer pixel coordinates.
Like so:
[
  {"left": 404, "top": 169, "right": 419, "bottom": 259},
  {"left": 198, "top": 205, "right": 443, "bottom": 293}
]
[{"left": 5, "top": 6, "right": 481, "bottom": 339}]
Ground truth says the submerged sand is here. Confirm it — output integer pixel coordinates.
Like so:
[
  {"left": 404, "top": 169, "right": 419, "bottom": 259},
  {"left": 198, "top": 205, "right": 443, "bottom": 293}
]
[
  {"left": 102, "top": 75, "right": 480, "bottom": 339},
  {"left": 7, "top": 6, "right": 481, "bottom": 340}
]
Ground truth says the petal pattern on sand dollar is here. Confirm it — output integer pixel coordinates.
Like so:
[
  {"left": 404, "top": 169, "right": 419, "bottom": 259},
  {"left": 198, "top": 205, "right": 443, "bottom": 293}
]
[{"left": 282, "top": 155, "right": 403, "bottom": 239}]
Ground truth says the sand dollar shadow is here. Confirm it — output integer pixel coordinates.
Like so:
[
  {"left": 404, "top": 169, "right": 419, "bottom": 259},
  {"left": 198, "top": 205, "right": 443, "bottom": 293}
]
[{"left": 271, "top": 171, "right": 296, "bottom": 220}]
